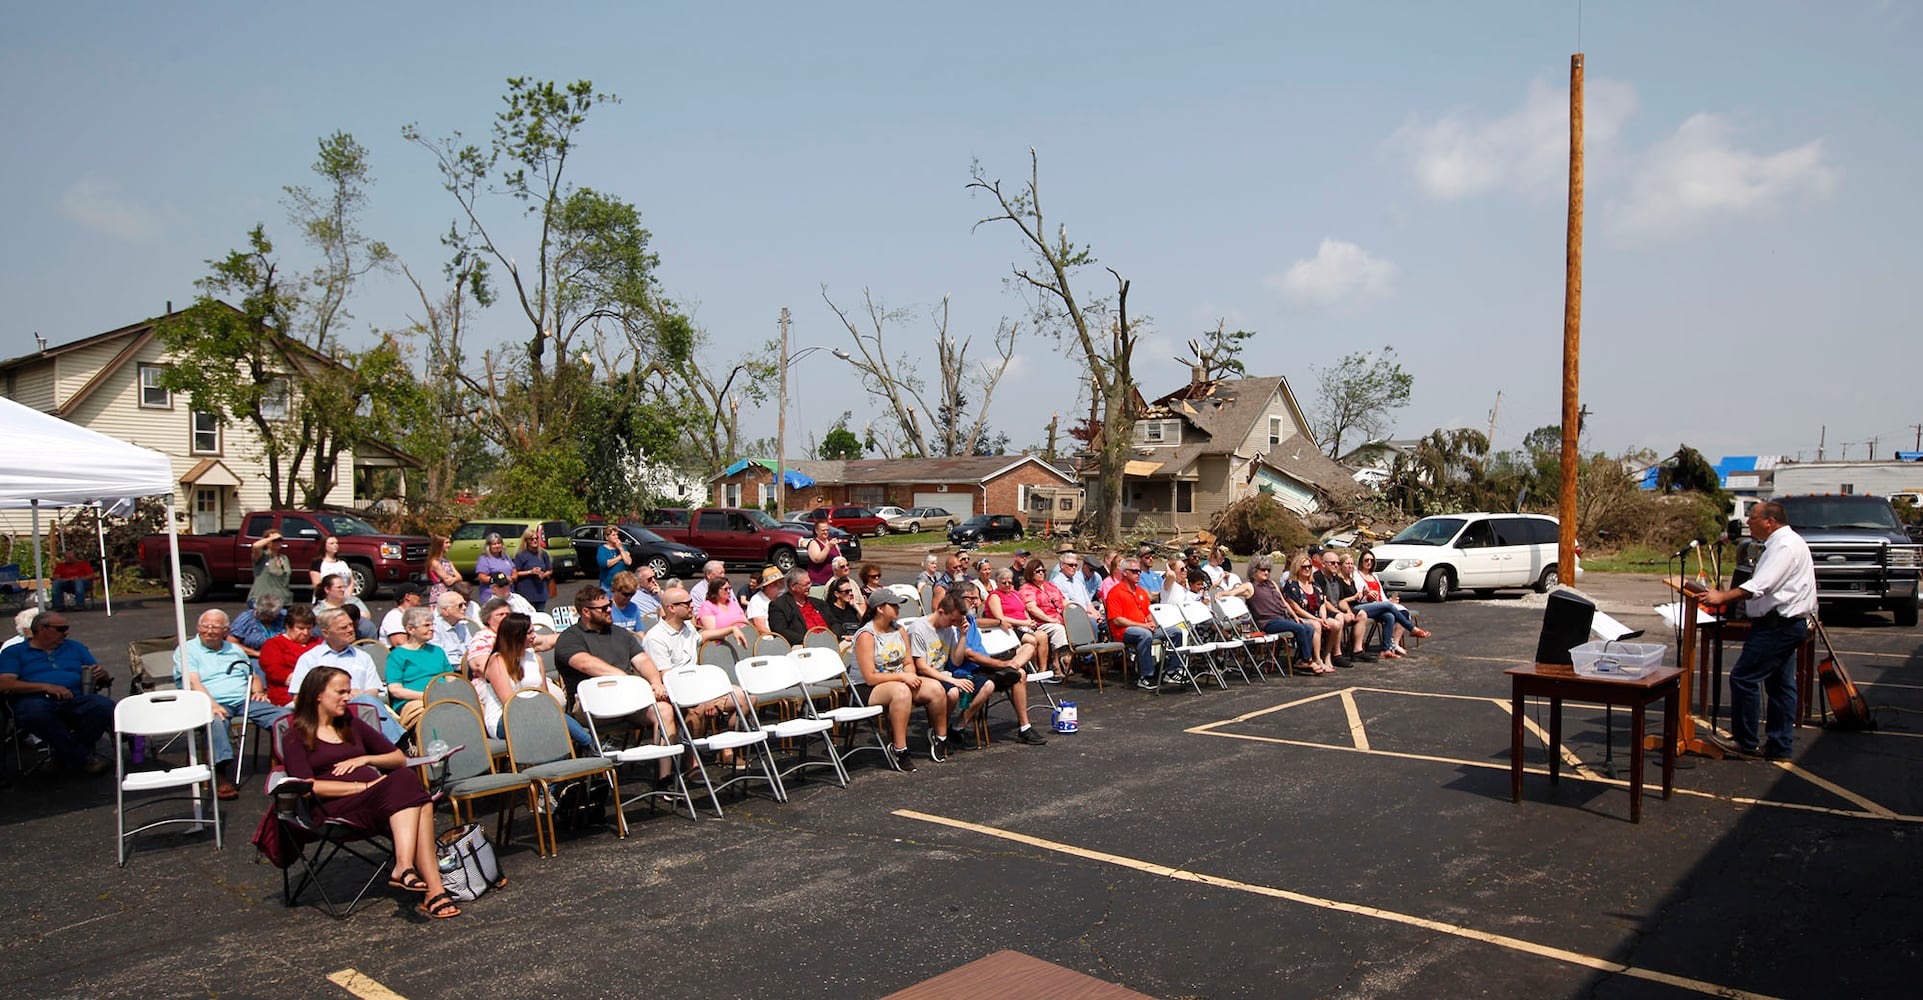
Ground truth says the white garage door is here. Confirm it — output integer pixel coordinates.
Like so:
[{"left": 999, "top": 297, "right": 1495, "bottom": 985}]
[{"left": 913, "top": 491, "right": 974, "bottom": 519}]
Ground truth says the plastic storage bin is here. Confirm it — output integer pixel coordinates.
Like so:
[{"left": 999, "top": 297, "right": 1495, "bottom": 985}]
[{"left": 1568, "top": 641, "right": 1666, "bottom": 678}]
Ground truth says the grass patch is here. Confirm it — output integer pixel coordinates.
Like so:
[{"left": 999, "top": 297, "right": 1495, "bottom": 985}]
[
  {"left": 864, "top": 530, "right": 947, "bottom": 548},
  {"left": 1581, "top": 544, "right": 1674, "bottom": 574}
]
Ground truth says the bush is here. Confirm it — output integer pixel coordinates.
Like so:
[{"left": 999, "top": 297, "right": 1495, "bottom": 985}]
[{"left": 1208, "top": 495, "right": 1315, "bottom": 556}]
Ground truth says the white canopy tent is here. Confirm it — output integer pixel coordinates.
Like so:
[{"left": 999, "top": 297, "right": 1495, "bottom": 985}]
[{"left": 0, "top": 394, "right": 189, "bottom": 656}]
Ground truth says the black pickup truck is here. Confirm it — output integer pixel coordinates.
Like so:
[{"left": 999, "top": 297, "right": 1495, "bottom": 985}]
[{"left": 1735, "top": 495, "right": 1920, "bottom": 627}]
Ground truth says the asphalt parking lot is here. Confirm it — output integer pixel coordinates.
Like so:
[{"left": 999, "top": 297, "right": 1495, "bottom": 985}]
[{"left": 3, "top": 579, "right": 1918, "bottom": 1000}]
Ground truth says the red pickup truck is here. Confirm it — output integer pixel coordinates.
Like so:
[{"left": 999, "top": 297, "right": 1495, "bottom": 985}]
[
  {"left": 643, "top": 507, "right": 835, "bottom": 572},
  {"left": 140, "top": 510, "right": 430, "bottom": 602}
]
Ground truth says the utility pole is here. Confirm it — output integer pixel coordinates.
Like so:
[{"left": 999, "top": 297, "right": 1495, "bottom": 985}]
[
  {"left": 1045, "top": 413, "right": 1060, "bottom": 464},
  {"left": 775, "top": 307, "right": 790, "bottom": 519},
  {"left": 1486, "top": 390, "right": 1502, "bottom": 444},
  {"left": 1912, "top": 424, "right": 1922, "bottom": 451},
  {"left": 1556, "top": 52, "right": 1584, "bottom": 586},
  {"left": 1817, "top": 425, "right": 1826, "bottom": 462},
  {"left": 1869, "top": 437, "right": 1878, "bottom": 461}
]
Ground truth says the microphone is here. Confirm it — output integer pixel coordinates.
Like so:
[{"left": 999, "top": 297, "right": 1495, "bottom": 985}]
[{"left": 1674, "top": 539, "right": 1703, "bottom": 558}]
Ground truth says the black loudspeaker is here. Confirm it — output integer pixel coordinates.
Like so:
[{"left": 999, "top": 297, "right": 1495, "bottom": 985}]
[{"left": 1534, "top": 588, "right": 1595, "bottom": 665}]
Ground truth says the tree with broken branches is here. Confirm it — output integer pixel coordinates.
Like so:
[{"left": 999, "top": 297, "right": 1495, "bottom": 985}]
[
  {"left": 821, "top": 287, "right": 1018, "bottom": 458},
  {"left": 968, "top": 150, "right": 1139, "bottom": 541}
]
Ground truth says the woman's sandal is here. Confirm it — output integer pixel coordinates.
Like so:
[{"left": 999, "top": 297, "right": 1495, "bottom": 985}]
[
  {"left": 417, "top": 891, "right": 462, "bottom": 919},
  {"left": 387, "top": 868, "right": 428, "bottom": 892},
  {"left": 1412, "top": 628, "right": 1432, "bottom": 639}
]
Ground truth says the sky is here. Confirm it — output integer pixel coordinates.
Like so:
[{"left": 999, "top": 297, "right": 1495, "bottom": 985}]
[{"left": 4, "top": 1, "right": 1920, "bottom": 469}]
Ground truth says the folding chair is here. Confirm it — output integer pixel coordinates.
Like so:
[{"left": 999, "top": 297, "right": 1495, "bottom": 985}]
[
  {"left": 637, "top": 613, "right": 660, "bottom": 634},
  {"left": 1183, "top": 602, "right": 1254, "bottom": 685},
  {"left": 423, "top": 673, "right": 509, "bottom": 762},
  {"left": 802, "top": 627, "right": 840, "bottom": 652},
  {"left": 529, "top": 612, "right": 557, "bottom": 633},
  {"left": 0, "top": 565, "right": 29, "bottom": 611},
  {"left": 1146, "top": 604, "right": 1211, "bottom": 694},
  {"left": 786, "top": 647, "right": 894, "bottom": 772},
  {"left": 1212, "top": 595, "right": 1282, "bottom": 678},
  {"left": 416, "top": 700, "right": 539, "bottom": 852},
  {"left": 576, "top": 675, "right": 695, "bottom": 823},
  {"left": 751, "top": 633, "right": 792, "bottom": 657},
  {"left": 2, "top": 698, "right": 52, "bottom": 777},
  {"left": 547, "top": 605, "right": 578, "bottom": 631},
  {"left": 662, "top": 663, "right": 780, "bottom": 818},
  {"left": 1062, "top": 604, "right": 1123, "bottom": 692},
  {"left": 735, "top": 655, "right": 848, "bottom": 789},
  {"left": 504, "top": 689, "right": 626, "bottom": 855},
  {"left": 977, "top": 626, "right": 1058, "bottom": 713},
  {"left": 699, "top": 640, "right": 739, "bottom": 671},
  {"left": 114, "top": 690, "right": 222, "bottom": 867},
  {"left": 352, "top": 639, "right": 389, "bottom": 674},
  {"left": 261, "top": 725, "right": 395, "bottom": 919}
]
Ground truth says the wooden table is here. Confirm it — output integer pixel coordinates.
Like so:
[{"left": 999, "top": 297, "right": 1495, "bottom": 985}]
[
  {"left": 882, "top": 950, "right": 1155, "bottom": 1000},
  {"left": 1507, "top": 663, "right": 1683, "bottom": 823}
]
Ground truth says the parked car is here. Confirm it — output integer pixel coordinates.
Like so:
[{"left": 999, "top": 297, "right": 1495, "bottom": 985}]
[
  {"left": 1368, "top": 512, "right": 1579, "bottom": 602},
  {"left": 1733, "top": 494, "right": 1919, "bottom": 627},
  {"left": 643, "top": 507, "right": 859, "bottom": 571},
  {"left": 776, "top": 515, "right": 866, "bottom": 561},
  {"left": 886, "top": 506, "right": 960, "bottom": 534},
  {"left": 872, "top": 505, "right": 907, "bottom": 523},
  {"left": 448, "top": 519, "right": 578, "bottom": 580},
  {"left": 139, "top": 510, "right": 429, "bottom": 602},
  {"left": 789, "top": 505, "right": 888, "bottom": 538},
  {"left": 569, "top": 523, "right": 709, "bottom": 582},
  {"left": 948, "top": 513, "right": 1025, "bottom": 547}
]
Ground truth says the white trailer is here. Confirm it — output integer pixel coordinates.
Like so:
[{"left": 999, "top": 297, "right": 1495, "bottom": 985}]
[{"left": 1768, "top": 461, "right": 1923, "bottom": 499}]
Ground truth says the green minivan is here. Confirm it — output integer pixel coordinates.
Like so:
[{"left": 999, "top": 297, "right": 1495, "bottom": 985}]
[{"left": 448, "top": 519, "right": 578, "bottom": 580}]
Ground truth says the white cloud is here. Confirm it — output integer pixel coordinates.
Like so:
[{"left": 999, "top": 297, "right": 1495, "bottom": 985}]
[
  {"left": 1611, "top": 114, "right": 1838, "bottom": 236},
  {"left": 1268, "top": 239, "right": 1398, "bottom": 309},
  {"left": 1394, "top": 77, "right": 1637, "bottom": 200},
  {"left": 59, "top": 177, "right": 162, "bottom": 241}
]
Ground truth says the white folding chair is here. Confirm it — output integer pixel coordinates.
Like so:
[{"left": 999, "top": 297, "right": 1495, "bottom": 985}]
[
  {"left": 1147, "top": 604, "right": 1212, "bottom": 694},
  {"left": 547, "top": 606, "right": 579, "bottom": 631},
  {"left": 787, "top": 647, "right": 895, "bottom": 772},
  {"left": 734, "top": 655, "right": 848, "bottom": 788},
  {"left": 576, "top": 675, "right": 695, "bottom": 823},
  {"left": 1213, "top": 595, "right": 1283, "bottom": 677},
  {"left": 661, "top": 663, "right": 780, "bottom": 818},
  {"left": 1183, "top": 601, "right": 1253, "bottom": 685},
  {"left": 115, "top": 690, "right": 222, "bottom": 866}
]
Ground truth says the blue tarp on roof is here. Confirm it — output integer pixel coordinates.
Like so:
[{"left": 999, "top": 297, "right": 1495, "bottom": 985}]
[
  {"left": 719, "top": 459, "right": 815, "bottom": 489},
  {"left": 782, "top": 469, "right": 815, "bottom": 488}
]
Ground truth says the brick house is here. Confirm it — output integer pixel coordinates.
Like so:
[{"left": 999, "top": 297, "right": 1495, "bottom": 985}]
[{"left": 711, "top": 455, "right": 1078, "bottom": 525}]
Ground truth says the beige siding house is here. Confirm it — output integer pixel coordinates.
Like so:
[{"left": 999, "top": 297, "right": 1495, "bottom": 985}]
[
  {"left": 0, "top": 308, "right": 415, "bottom": 535},
  {"left": 1093, "top": 374, "right": 1364, "bottom": 533}
]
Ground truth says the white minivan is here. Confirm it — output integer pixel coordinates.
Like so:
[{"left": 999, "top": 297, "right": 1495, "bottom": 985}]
[{"left": 1369, "top": 513, "right": 1579, "bottom": 602}]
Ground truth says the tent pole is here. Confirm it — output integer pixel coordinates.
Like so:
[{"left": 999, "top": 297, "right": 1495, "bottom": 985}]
[
  {"left": 165, "top": 494, "right": 189, "bottom": 662},
  {"left": 30, "top": 499, "right": 46, "bottom": 613},
  {"left": 97, "top": 504, "right": 114, "bottom": 616}
]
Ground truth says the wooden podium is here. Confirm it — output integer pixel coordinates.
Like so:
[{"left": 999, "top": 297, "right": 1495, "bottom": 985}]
[{"left": 1650, "top": 582, "right": 1724, "bottom": 759}]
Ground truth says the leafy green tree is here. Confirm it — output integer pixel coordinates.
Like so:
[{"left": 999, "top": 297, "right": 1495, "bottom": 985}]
[
  {"left": 818, "top": 412, "right": 865, "bottom": 460},
  {"left": 1181, "top": 321, "right": 1255, "bottom": 380},
  {"left": 488, "top": 448, "right": 590, "bottom": 523},
  {"left": 1312, "top": 347, "right": 1414, "bottom": 459},
  {"left": 1657, "top": 445, "right": 1730, "bottom": 509}
]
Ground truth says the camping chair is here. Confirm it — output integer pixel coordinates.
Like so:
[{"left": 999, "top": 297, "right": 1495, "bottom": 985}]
[
  {"left": 735, "top": 655, "right": 847, "bottom": 789},
  {"left": 1146, "top": 604, "right": 1211, "bottom": 695},
  {"left": 259, "top": 717, "right": 395, "bottom": 919},
  {"left": 1183, "top": 602, "right": 1253, "bottom": 685},
  {"left": 1, "top": 697, "right": 53, "bottom": 777},
  {"left": 114, "top": 690, "right": 222, "bottom": 867},
  {"left": 504, "top": 689, "right": 626, "bottom": 856},
  {"left": 128, "top": 637, "right": 180, "bottom": 694},
  {"left": 0, "top": 565, "right": 29, "bottom": 611},
  {"left": 576, "top": 675, "right": 695, "bottom": 823},
  {"left": 1062, "top": 604, "right": 1123, "bottom": 692},
  {"left": 661, "top": 663, "right": 780, "bottom": 818},
  {"left": 423, "top": 674, "right": 509, "bottom": 763},
  {"left": 1213, "top": 596, "right": 1284, "bottom": 677},
  {"left": 416, "top": 700, "right": 539, "bottom": 854},
  {"left": 786, "top": 647, "right": 894, "bottom": 772}
]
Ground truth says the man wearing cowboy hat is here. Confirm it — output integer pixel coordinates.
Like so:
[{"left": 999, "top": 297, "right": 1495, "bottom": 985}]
[{"left": 745, "top": 565, "right": 786, "bottom": 636}]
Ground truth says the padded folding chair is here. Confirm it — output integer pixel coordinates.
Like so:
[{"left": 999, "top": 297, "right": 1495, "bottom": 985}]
[
  {"left": 577, "top": 675, "right": 695, "bottom": 822},
  {"left": 416, "top": 700, "right": 539, "bottom": 853},
  {"left": 1183, "top": 602, "right": 1254, "bottom": 685},
  {"left": 114, "top": 690, "right": 222, "bottom": 867},
  {"left": 424, "top": 673, "right": 510, "bottom": 763},
  {"left": 751, "top": 633, "right": 792, "bottom": 657},
  {"left": 504, "top": 689, "right": 626, "bottom": 855},
  {"left": 786, "top": 647, "right": 894, "bottom": 772},
  {"left": 802, "top": 627, "right": 840, "bottom": 652},
  {"left": 1147, "top": 604, "right": 1211, "bottom": 694},
  {"left": 662, "top": 663, "right": 780, "bottom": 817},
  {"left": 1062, "top": 604, "right": 1123, "bottom": 691},
  {"left": 352, "top": 640, "right": 389, "bottom": 673},
  {"left": 699, "top": 640, "right": 739, "bottom": 671},
  {"left": 735, "top": 655, "right": 847, "bottom": 789}
]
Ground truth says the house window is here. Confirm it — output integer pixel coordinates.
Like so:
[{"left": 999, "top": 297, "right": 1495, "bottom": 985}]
[
  {"left": 1136, "top": 419, "right": 1180, "bottom": 446},
  {"left": 191, "top": 411, "right": 221, "bottom": 455},
  {"left": 724, "top": 482, "right": 742, "bottom": 507},
  {"left": 1269, "top": 416, "right": 1283, "bottom": 449},
  {"left": 849, "top": 486, "right": 885, "bottom": 505},
  {"left": 261, "top": 378, "right": 291, "bottom": 420},
  {"left": 139, "top": 365, "right": 171, "bottom": 409},
  {"left": 1177, "top": 481, "right": 1194, "bottom": 514},
  {"left": 1145, "top": 422, "right": 1164, "bottom": 443}
]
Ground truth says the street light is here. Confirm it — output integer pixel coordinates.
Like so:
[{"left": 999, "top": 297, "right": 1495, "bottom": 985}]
[{"left": 775, "top": 306, "right": 851, "bottom": 519}]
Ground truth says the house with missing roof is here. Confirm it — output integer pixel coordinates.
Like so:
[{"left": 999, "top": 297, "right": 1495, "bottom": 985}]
[
  {"left": 1096, "top": 374, "right": 1363, "bottom": 533},
  {"left": 0, "top": 306, "right": 418, "bottom": 535}
]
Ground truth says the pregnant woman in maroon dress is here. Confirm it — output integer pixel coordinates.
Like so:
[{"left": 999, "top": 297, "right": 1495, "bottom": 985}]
[{"left": 281, "top": 666, "right": 460, "bottom": 919}]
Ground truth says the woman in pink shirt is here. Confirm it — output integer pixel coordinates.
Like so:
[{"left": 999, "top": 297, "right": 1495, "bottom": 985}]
[{"left": 1018, "top": 561, "right": 1071, "bottom": 677}]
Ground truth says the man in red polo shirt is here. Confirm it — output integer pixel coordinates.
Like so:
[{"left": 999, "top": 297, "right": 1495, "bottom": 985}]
[{"left": 1104, "top": 557, "right": 1162, "bottom": 690}]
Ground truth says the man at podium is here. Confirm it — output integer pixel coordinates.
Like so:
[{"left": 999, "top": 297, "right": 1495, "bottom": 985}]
[{"left": 1696, "top": 502, "right": 1816, "bottom": 760}]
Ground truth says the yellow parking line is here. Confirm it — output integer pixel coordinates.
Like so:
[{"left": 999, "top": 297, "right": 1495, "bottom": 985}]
[
  {"left": 893, "top": 809, "right": 1782, "bottom": 1000},
  {"left": 328, "top": 969, "right": 407, "bottom": 1000},
  {"left": 1339, "top": 689, "right": 1370, "bottom": 751},
  {"left": 1497, "top": 698, "right": 1601, "bottom": 782}
]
